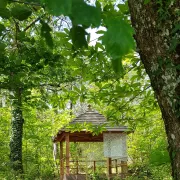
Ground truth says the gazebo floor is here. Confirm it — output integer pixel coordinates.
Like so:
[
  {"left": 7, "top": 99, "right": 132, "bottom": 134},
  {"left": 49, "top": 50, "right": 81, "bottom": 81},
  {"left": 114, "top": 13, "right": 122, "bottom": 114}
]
[
  {"left": 63, "top": 174, "right": 86, "bottom": 180},
  {"left": 63, "top": 174, "right": 127, "bottom": 180}
]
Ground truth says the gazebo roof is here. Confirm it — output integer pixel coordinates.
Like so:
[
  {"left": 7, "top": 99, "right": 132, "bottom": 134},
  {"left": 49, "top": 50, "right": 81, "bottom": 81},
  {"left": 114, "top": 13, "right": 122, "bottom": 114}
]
[
  {"left": 53, "top": 106, "right": 128, "bottom": 143},
  {"left": 70, "top": 106, "right": 106, "bottom": 125}
]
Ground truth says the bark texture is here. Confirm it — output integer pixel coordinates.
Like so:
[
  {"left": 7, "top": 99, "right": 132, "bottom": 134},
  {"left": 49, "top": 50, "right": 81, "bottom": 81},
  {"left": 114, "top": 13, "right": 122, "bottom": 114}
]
[
  {"left": 10, "top": 89, "right": 24, "bottom": 173},
  {"left": 128, "top": 0, "right": 180, "bottom": 179}
]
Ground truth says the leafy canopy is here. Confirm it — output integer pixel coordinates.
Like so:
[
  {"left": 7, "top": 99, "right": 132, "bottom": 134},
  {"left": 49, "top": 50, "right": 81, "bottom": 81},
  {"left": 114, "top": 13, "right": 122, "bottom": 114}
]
[{"left": 0, "top": 0, "right": 135, "bottom": 74}]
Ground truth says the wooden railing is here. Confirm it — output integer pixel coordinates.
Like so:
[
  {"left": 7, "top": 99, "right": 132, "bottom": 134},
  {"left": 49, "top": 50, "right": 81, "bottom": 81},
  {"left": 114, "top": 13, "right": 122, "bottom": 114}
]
[
  {"left": 60, "top": 156, "right": 128, "bottom": 177},
  {"left": 69, "top": 158, "right": 106, "bottom": 174}
]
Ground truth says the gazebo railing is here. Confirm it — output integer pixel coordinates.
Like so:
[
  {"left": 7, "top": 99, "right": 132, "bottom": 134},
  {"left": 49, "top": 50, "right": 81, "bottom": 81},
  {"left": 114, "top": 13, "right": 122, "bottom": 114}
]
[
  {"left": 60, "top": 156, "right": 128, "bottom": 178},
  {"left": 69, "top": 158, "right": 106, "bottom": 175}
]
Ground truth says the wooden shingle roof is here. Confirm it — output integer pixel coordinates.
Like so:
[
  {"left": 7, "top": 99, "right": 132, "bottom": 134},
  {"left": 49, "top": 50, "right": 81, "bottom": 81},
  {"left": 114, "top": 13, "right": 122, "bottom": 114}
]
[
  {"left": 60, "top": 105, "right": 128, "bottom": 131},
  {"left": 70, "top": 105, "right": 106, "bottom": 126}
]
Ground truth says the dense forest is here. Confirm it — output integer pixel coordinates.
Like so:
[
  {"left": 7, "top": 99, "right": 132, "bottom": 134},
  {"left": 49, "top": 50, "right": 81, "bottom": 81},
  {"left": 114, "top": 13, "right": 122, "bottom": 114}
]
[{"left": 0, "top": 0, "right": 179, "bottom": 179}]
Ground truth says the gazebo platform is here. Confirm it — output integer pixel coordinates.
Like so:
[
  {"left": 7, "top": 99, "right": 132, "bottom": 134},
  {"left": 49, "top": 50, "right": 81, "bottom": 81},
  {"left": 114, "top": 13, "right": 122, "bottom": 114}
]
[{"left": 63, "top": 173, "right": 127, "bottom": 180}]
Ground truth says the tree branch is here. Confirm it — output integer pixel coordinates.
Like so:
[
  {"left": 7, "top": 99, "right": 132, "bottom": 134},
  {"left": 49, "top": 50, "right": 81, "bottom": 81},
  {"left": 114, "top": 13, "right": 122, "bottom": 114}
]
[
  {"left": 118, "top": 85, "right": 151, "bottom": 110},
  {"left": 107, "top": 85, "right": 152, "bottom": 119},
  {"left": 11, "top": 0, "right": 41, "bottom": 7},
  {"left": 24, "top": 14, "right": 45, "bottom": 32}
]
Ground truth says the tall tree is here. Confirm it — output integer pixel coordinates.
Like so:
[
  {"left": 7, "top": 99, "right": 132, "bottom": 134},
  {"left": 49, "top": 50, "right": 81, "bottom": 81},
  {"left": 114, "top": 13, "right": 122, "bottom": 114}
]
[
  {"left": 0, "top": 3, "right": 73, "bottom": 172},
  {"left": 128, "top": 0, "right": 180, "bottom": 179}
]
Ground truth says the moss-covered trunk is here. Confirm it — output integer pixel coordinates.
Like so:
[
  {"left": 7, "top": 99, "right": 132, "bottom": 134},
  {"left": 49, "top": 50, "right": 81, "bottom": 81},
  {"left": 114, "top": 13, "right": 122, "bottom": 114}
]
[
  {"left": 128, "top": 0, "right": 180, "bottom": 179},
  {"left": 10, "top": 88, "right": 24, "bottom": 174}
]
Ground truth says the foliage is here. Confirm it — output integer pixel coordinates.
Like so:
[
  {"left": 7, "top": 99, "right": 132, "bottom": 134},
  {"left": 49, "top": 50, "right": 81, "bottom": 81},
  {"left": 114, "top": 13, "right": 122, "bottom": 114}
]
[
  {"left": 128, "top": 110, "right": 172, "bottom": 179},
  {"left": 0, "top": 103, "right": 72, "bottom": 179},
  {"left": 0, "top": 0, "right": 177, "bottom": 179}
]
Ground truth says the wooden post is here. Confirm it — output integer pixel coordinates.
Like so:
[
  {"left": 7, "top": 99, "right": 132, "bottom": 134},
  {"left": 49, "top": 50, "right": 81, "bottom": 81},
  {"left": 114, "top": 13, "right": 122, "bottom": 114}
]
[
  {"left": 93, "top": 161, "right": 96, "bottom": 173},
  {"left": 121, "top": 161, "right": 128, "bottom": 178},
  {"left": 76, "top": 160, "right": 79, "bottom": 174},
  {"left": 65, "top": 133, "right": 70, "bottom": 175},
  {"left": 60, "top": 141, "right": 64, "bottom": 180},
  {"left": 107, "top": 158, "right": 112, "bottom": 179},
  {"left": 115, "top": 159, "right": 118, "bottom": 174}
]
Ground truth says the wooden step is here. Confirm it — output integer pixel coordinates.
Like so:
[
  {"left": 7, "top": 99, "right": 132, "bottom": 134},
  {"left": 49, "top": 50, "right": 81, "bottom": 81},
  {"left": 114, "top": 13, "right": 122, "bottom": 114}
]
[{"left": 64, "top": 174, "right": 86, "bottom": 180}]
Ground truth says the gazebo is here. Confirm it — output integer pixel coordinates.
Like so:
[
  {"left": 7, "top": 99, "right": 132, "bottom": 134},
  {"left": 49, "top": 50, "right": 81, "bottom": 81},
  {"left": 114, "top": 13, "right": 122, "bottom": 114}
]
[{"left": 53, "top": 106, "right": 128, "bottom": 180}]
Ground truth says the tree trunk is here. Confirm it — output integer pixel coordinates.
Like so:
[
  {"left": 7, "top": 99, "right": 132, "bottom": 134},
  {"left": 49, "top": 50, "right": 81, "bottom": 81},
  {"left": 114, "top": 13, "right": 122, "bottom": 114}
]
[
  {"left": 128, "top": 0, "right": 180, "bottom": 179},
  {"left": 10, "top": 88, "right": 24, "bottom": 174}
]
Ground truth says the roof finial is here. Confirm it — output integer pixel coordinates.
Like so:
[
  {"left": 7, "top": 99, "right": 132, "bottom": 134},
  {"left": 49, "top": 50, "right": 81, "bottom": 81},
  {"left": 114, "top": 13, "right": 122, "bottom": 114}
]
[{"left": 88, "top": 104, "right": 92, "bottom": 111}]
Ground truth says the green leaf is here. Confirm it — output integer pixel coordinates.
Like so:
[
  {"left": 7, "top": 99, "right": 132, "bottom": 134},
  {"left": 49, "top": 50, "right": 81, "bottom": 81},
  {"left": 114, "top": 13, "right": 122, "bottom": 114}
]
[
  {"left": 117, "top": 2, "right": 129, "bottom": 14},
  {"left": 102, "top": 18, "right": 135, "bottom": 59},
  {"left": 71, "top": 0, "right": 101, "bottom": 27},
  {"left": 11, "top": 5, "right": 32, "bottom": 21},
  {"left": 111, "top": 58, "right": 123, "bottom": 74},
  {"left": 40, "top": 20, "right": 53, "bottom": 48},
  {"left": 42, "top": 0, "right": 72, "bottom": 16},
  {"left": 80, "top": 95, "right": 84, "bottom": 103},
  {"left": 172, "top": 23, "right": 180, "bottom": 34},
  {"left": 96, "top": 30, "right": 106, "bottom": 34},
  {"left": 87, "top": 33, "right": 90, "bottom": 43},
  {"left": 17, "top": 31, "right": 31, "bottom": 42},
  {"left": 0, "top": 8, "right": 11, "bottom": 19},
  {"left": 0, "top": 42, "right": 6, "bottom": 53},
  {"left": 0, "top": 24, "right": 5, "bottom": 36},
  {"left": 144, "top": 0, "right": 150, "bottom": 4},
  {"left": 169, "top": 38, "right": 179, "bottom": 52},
  {"left": 95, "top": 42, "right": 104, "bottom": 50},
  {"left": 73, "top": 86, "right": 81, "bottom": 94},
  {"left": 18, "top": 31, "right": 26, "bottom": 39},
  {"left": 70, "top": 26, "right": 88, "bottom": 49},
  {"left": 64, "top": 28, "right": 69, "bottom": 34},
  {"left": 0, "top": 0, "right": 7, "bottom": 8},
  {"left": 150, "top": 149, "right": 170, "bottom": 165}
]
